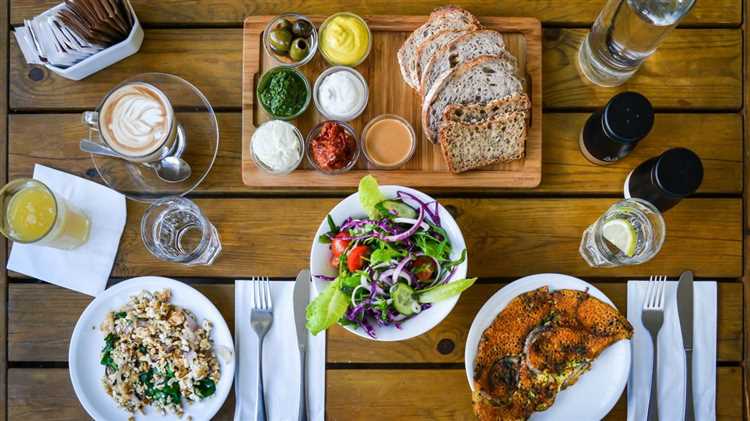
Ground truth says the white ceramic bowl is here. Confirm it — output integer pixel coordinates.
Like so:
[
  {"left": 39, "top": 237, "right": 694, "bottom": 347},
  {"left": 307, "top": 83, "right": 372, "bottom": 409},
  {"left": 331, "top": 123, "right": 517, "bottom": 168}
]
[
  {"left": 464, "top": 273, "right": 631, "bottom": 420},
  {"left": 309, "top": 185, "right": 468, "bottom": 341},
  {"left": 69, "top": 277, "right": 235, "bottom": 420}
]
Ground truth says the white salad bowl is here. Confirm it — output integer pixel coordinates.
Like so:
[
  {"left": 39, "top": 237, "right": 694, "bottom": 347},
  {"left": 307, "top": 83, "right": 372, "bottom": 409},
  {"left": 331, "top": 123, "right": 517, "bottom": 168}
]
[{"left": 309, "top": 185, "right": 468, "bottom": 341}]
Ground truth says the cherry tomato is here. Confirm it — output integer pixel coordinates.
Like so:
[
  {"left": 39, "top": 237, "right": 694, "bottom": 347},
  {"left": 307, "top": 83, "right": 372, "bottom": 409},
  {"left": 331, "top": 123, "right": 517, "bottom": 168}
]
[
  {"left": 330, "top": 254, "right": 341, "bottom": 268},
  {"left": 412, "top": 256, "right": 437, "bottom": 282},
  {"left": 346, "top": 245, "right": 370, "bottom": 272},
  {"left": 331, "top": 232, "right": 351, "bottom": 257}
]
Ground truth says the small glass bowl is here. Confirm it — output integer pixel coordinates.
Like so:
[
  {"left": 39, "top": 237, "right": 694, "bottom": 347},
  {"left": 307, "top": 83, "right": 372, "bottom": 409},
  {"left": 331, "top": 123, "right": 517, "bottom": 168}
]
[
  {"left": 256, "top": 67, "right": 311, "bottom": 120},
  {"left": 305, "top": 121, "right": 360, "bottom": 175},
  {"left": 251, "top": 120, "right": 305, "bottom": 176},
  {"left": 318, "top": 12, "right": 372, "bottom": 67},
  {"left": 263, "top": 13, "right": 318, "bottom": 67},
  {"left": 361, "top": 114, "right": 416, "bottom": 169},
  {"left": 313, "top": 66, "right": 369, "bottom": 121}
]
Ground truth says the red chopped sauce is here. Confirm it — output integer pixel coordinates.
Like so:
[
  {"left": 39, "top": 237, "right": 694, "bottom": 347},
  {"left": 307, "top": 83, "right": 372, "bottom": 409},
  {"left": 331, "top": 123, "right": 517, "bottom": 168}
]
[{"left": 310, "top": 122, "right": 356, "bottom": 170}]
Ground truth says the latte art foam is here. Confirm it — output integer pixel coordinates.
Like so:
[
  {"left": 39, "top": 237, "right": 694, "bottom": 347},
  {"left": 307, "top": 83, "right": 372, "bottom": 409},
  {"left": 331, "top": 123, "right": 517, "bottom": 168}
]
[{"left": 100, "top": 83, "right": 174, "bottom": 157}]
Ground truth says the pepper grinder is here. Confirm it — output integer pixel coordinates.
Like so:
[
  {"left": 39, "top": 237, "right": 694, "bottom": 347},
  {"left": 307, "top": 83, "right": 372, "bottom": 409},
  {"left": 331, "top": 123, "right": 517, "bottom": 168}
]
[
  {"left": 579, "top": 92, "right": 654, "bottom": 165},
  {"left": 624, "top": 147, "right": 704, "bottom": 212}
]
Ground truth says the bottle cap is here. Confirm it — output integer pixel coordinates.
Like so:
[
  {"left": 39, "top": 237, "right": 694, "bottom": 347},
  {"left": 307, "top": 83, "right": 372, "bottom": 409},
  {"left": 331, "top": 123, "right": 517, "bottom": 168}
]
[
  {"left": 602, "top": 92, "right": 654, "bottom": 144},
  {"left": 654, "top": 147, "right": 703, "bottom": 197}
]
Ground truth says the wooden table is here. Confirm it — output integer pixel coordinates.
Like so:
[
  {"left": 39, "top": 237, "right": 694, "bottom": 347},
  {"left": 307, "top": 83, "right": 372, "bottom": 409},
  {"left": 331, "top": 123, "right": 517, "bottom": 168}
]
[{"left": 1, "top": 0, "right": 748, "bottom": 419}]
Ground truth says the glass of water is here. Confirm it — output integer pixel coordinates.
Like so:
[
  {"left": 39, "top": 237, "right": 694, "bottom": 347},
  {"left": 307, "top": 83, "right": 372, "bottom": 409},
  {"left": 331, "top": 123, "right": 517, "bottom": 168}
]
[
  {"left": 579, "top": 198, "right": 665, "bottom": 267},
  {"left": 141, "top": 197, "right": 221, "bottom": 265},
  {"left": 578, "top": 0, "right": 696, "bottom": 87}
]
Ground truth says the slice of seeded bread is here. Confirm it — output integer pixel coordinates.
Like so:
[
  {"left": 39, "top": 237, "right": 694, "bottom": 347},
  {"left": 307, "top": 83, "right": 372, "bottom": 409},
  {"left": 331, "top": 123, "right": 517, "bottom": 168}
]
[
  {"left": 444, "top": 93, "right": 530, "bottom": 124},
  {"left": 414, "top": 29, "right": 471, "bottom": 89},
  {"left": 438, "top": 110, "right": 527, "bottom": 173},
  {"left": 420, "top": 30, "right": 512, "bottom": 98},
  {"left": 422, "top": 55, "right": 523, "bottom": 142},
  {"left": 397, "top": 6, "right": 481, "bottom": 89}
]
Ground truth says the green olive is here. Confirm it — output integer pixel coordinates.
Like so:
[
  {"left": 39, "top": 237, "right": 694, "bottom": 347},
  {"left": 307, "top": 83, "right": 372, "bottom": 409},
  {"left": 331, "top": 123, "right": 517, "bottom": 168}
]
[
  {"left": 274, "top": 18, "right": 292, "bottom": 31},
  {"left": 291, "top": 20, "right": 313, "bottom": 37},
  {"left": 289, "top": 38, "right": 310, "bottom": 61},
  {"left": 268, "top": 29, "right": 293, "bottom": 54}
]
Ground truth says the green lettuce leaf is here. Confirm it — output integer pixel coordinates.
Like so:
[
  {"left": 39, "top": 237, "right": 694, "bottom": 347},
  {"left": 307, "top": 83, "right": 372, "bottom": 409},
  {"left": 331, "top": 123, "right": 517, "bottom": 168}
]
[
  {"left": 417, "top": 278, "right": 477, "bottom": 303},
  {"left": 358, "top": 175, "right": 384, "bottom": 219},
  {"left": 306, "top": 278, "right": 349, "bottom": 335}
]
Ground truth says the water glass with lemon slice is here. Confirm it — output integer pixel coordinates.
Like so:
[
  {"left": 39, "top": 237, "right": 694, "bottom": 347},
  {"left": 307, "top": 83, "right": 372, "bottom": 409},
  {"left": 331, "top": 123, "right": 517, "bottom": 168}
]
[
  {"left": 0, "top": 179, "right": 90, "bottom": 249},
  {"left": 579, "top": 198, "right": 665, "bottom": 267}
]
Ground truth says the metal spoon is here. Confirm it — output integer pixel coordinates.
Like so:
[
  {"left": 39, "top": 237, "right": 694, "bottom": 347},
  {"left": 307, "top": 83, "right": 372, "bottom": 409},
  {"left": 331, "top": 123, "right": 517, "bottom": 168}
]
[
  {"left": 79, "top": 139, "right": 121, "bottom": 158},
  {"left": 150, "top": 125, "right": 191, "bottom": 183}
]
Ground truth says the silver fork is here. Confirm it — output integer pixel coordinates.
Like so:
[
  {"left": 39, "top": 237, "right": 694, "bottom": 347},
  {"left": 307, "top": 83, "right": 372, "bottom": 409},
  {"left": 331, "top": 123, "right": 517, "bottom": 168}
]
[
  {"left": 250, "top": 277, "right": 273, "bottom": 421},
  {"left": 642, "top": 275, "right": 667, "bottom": 421}
]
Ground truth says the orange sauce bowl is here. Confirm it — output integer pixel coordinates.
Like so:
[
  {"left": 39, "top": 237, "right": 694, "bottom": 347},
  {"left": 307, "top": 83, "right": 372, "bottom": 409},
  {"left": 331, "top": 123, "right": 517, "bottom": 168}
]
[{"left": 361, "top": 114, "right": 416, "bottom": 169}]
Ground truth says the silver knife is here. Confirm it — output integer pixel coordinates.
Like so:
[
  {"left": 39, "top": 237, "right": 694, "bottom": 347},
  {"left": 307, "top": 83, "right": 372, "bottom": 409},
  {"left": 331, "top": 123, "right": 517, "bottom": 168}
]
[
  {"left": 677, "top": 270, "right": 695, "bottom": 421},
  {"left": 293, "top": 269, "right": 311, "bottom": 421}
]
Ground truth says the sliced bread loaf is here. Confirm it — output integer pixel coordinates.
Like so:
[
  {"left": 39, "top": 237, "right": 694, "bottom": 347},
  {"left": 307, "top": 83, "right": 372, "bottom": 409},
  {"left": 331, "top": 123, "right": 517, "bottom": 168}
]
[
  {"left": 414, "top": 30, "right": 471, "bottom": 89},
  {"left": 422, "top": 55, "right": 523, "bottom": 142},
  {"left": 397, "top": 6, "right": 480, "bottom": 89},
  {"left": 444, "top": 93, "right": 530, "bottom": 124},
  {"left": 420, "top": 30, "right": 511, "bottom": 97},
  {"left": 438, "top": 110, "right": 527, "bottom": 173}
]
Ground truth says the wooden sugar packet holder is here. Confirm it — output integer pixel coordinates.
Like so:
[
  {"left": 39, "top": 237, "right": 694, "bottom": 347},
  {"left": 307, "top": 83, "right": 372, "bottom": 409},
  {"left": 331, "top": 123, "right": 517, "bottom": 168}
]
[{"left": 241, "top": 15, "right": 542, "bottom": 190}]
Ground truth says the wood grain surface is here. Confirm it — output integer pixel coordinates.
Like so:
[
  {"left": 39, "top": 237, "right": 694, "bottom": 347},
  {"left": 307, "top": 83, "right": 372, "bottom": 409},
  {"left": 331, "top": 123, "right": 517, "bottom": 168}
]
[
  {"left": 242, "top": 16, "right": 543, "bottom": 189},
  {"left": 0, "top": 197, "right": 730, "bottom": 279},
  {"left": 8, "top": 282, "right": 743, "bottom": 363},
  {"left": 543, "top": 28, "right": 742, "bottom": 110},
  {"left": 9, "top": 0, "right": 742, "bottom": 26},
  {"left": 8, "top": 112, "right": 742, "bottom": 194},
  {"left": 6, "top": 367, "right": 743, "bottom": 420},
  {"left": 0, "top": 1, "right": 9, "bottom": 420},
  {"left": 8, "top": 29, "right": 743, "bottom": 111}
]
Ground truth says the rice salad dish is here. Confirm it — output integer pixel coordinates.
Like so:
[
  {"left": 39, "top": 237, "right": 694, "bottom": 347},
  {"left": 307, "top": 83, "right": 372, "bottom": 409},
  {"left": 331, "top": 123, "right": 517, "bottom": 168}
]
[{"left": 99, "top": 289, "right": 220, "bottom": 417}]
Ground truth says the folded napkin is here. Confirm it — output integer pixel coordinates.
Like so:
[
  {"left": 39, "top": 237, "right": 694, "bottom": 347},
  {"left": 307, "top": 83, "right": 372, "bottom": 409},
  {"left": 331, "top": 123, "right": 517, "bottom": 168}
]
[
  {"left": 627, "top": 280, "right": 716, "bottom": 421},
  {"left": 235, "top": 280, "right": 326, "bottom": 421},
  {"left": 7, "top": 165, "right": 126, "bottom": 296}
]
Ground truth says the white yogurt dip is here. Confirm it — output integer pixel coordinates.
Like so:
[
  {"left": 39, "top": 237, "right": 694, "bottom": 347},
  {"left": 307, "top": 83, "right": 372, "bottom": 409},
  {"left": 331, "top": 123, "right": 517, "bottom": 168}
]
[
  {"left": 251, "top": 120, "right": 302, "bottom": 173},
  {"left": 317, "top": 69, "right": 367, "bottom": 120}
]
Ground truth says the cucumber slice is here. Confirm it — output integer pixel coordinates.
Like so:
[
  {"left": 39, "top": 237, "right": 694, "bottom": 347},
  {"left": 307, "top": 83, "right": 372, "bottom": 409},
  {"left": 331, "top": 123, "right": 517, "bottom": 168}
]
[
  {"left": 379, "top": 200, "right": 418, "bottom": 219},
  {"left": 391, "top": 283, "right": 417, "bottom": 315}
]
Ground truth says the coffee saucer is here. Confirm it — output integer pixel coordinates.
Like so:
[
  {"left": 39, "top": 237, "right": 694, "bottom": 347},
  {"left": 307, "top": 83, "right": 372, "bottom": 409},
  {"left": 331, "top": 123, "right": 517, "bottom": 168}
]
[{"left": 87, "top": 73, "right": 219, "bottom": 202}]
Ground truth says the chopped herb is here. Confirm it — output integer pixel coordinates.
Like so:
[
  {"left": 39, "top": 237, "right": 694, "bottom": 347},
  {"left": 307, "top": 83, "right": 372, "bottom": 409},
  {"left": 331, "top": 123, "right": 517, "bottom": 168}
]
[
  {"left": 259, "top": 69, "right": 307, "bottom": 117},
  {"left": 194, "top": 378, "right": 216, "bottom": 398},
  {"left": 114, "top": 311, "right": 127, "bottom": 319},
  {"left": 100, "top": 333, "right": 118, "bottom": 370}
]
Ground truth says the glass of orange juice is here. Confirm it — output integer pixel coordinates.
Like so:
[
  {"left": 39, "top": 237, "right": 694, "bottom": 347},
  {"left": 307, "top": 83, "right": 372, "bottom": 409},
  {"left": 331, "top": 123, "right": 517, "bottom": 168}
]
[{"left": 0, "top": 179, "right": 90, "bottom": 249}]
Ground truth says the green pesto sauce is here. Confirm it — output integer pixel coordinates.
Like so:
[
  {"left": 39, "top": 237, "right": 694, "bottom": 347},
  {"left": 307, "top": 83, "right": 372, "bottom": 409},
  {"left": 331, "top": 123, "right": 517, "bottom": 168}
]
[{"left": 259, "top": 70, "right": 307, "bottom": 117}]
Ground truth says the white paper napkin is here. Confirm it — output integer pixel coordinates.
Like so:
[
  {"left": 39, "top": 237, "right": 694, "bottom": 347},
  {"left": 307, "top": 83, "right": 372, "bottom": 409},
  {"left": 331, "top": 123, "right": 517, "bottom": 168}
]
[
  {"left": 627, "top": 280, "right": 716, "bottom": 421},
  {"left": 7, "top": 165, "right": 127, "bottom": 296},
  {"left": 235, "top": 280, "right": 326, "bottom": 421}
]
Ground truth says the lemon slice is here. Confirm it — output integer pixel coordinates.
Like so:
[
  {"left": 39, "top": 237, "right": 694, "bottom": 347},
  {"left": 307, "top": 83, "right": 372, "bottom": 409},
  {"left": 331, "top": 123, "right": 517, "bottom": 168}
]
[{"left": 602, "top": 218, "right": 638, "bottom": 257}]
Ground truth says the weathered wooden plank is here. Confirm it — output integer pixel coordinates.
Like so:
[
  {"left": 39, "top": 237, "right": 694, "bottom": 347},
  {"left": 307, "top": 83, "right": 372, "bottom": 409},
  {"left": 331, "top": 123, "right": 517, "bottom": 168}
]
[
  {"left": 9, "top": 29, "right": 742, "bottom": 111},
  {"left": 9, "top": 29, "right": 242, "bottom": 110},
  {"left": 10, "top": 0, "right": 742, "bottom": 26},
  {"left": 543, "top": 29, "right": 742, "bottom": 110},
  {"left": 0, "top": 0, "right": 9, "bottom": 417},
  {"left": 105, "top": 198, "right": 740, "bottom": 278},
  {"left": 9, "top": 112, "right": 741, "bottom": 194},
  {"left": 7, "top": 368, "right": 235, "bottom": 420},
  {"left": 7, "top": 367, "right": 743, "bottom": 420},
  {"left": 327, "top": 367, "right": 744, "bottom": 420},
  {"left": 8, "top": 282, "right": 743, "bottom": 363}
]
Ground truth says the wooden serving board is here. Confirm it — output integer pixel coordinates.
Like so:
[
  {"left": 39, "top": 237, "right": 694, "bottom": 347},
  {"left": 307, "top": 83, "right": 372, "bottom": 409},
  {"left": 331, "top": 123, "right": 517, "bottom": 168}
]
[{"left": 241, "top": 15, "right": 542, "bottom": 189}]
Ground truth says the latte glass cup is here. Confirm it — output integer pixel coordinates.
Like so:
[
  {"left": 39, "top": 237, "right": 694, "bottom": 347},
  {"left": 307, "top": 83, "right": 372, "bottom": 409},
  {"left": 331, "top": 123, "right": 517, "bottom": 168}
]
[{"left": 82, "top": 80, "right": 179, "bottom": 163}]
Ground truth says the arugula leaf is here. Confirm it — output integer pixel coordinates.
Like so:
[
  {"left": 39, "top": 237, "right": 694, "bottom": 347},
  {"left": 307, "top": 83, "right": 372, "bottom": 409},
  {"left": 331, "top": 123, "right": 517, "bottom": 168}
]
[
  {"left": 414, "top": 232, "right": 451, "bottom": 261},
  {"left": 306, "top": 278, "right": 350, "bottom": 335},
  {"left": 358, "top": 175, "right": 384, "bottom": 219},
  {"left": 369, "top": 242, "right": 406, "bottom": 266}
]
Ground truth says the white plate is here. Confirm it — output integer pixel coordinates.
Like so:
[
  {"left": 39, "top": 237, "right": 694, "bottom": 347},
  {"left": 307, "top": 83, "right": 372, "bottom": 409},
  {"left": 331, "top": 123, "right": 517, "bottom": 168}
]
[
  {"left": 309, "top": 185, "right": 468, "bottom": 341},
  {"left": 69, "top": 277, "right": 235, "bottom": 420},
  {"left": 464, "top": 273, "right": 631, "bottom": 420}
]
